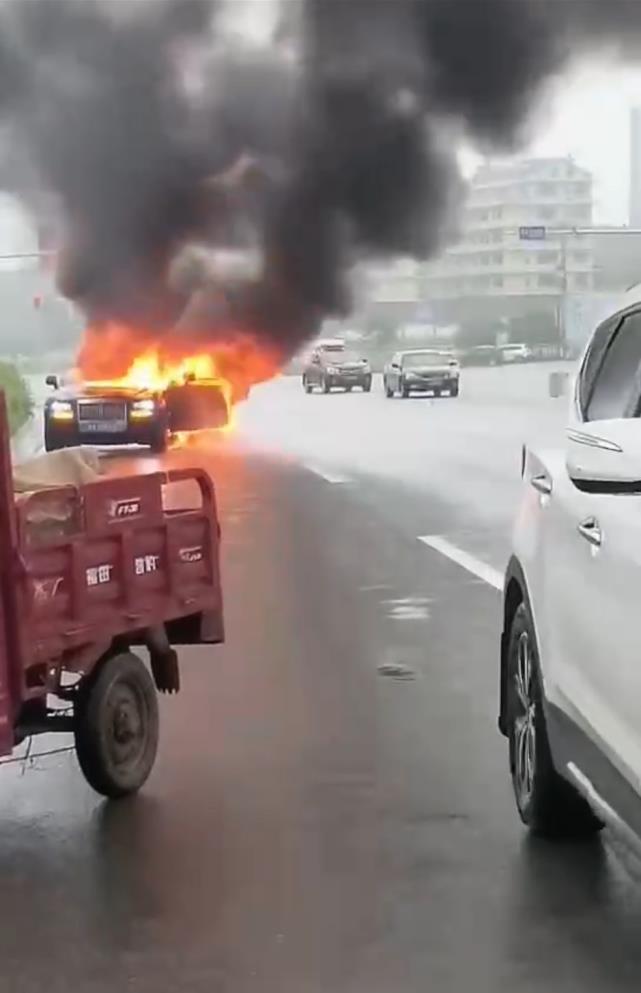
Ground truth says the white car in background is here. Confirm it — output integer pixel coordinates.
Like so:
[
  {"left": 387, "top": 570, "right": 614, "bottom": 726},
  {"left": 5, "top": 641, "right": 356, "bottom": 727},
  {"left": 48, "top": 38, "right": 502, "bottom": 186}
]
[
  {"left": 500, "top": 342, "right": 532, "bottom": 363},
  {"left": 500, "top": 289, "right": 641, "bottom": 840}
]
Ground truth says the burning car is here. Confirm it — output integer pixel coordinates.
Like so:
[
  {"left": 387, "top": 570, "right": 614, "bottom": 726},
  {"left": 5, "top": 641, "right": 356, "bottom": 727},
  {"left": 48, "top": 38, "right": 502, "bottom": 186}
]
[{"left": 44, "top": 366, "right": 230, "bottom": 453}]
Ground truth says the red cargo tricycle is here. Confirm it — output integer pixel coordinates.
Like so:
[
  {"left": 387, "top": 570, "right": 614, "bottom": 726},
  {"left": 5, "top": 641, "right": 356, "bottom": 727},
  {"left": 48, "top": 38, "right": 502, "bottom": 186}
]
[{"left": 0, "top": 393, "right": 223, "bottom": 797}]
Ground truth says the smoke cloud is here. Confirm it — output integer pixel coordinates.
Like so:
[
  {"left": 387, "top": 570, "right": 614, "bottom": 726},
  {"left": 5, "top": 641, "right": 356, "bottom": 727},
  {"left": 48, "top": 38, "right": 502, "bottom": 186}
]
[{"left": 0, "top": 0, "right": 640, "bottom": 374}]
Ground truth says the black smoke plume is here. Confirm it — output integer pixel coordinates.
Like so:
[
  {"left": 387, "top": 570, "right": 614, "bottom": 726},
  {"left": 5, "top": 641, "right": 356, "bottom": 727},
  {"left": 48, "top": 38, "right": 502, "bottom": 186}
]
[{"left": 0, "top": 0, "right": 639, "bottom": 373}]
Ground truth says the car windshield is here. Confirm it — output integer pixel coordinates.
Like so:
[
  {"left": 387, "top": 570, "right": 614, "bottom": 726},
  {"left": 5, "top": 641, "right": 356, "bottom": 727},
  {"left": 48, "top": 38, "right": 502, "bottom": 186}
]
[
  {"left": 327, "top": 350, "right": 360, "bottom": 363},
  {"left": 403, "top": 352, "right": 450, "bottom": 367}
]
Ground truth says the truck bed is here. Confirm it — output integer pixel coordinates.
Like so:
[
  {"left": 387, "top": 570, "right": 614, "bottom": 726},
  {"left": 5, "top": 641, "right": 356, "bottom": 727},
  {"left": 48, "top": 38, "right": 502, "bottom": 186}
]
[{"left": 14, "top": 468, "right": 223, "bottom": 681}]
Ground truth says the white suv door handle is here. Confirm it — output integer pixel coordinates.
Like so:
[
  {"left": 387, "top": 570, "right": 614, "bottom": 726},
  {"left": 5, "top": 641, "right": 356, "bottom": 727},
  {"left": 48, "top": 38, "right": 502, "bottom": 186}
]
[
  {"left": 530, "top": 473, "right": 552, "bottom": 495},
  {"left": 577, "top": 517, "right": 602, "bottom": 548}
]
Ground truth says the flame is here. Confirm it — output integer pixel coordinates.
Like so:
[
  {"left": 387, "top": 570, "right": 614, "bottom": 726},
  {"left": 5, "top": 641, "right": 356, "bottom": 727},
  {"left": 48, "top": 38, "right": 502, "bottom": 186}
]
[
  {"left": 84, "top": 349, "right": 235, "bottom": 436},
  {"left": 170, "top": 428, "right": 231, "bottom": 448},
  {"left": 96, "top": 350, "right": 231, "bottom": 396},
  {"left": 75, "top": 322, "right": 280, "bottom": 442}
]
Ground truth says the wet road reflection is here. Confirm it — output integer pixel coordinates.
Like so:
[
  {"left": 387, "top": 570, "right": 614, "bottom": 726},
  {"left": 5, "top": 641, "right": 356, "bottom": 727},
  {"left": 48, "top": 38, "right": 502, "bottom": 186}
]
[{"left": 3, "top": 369, "right": 641, "bottom": 991}]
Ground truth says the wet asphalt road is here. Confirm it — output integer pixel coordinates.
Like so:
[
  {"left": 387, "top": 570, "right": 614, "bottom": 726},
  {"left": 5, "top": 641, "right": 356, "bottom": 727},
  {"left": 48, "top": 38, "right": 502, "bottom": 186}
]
[{"left": 5, "top": 365, "right": 641, "bottom": 992}]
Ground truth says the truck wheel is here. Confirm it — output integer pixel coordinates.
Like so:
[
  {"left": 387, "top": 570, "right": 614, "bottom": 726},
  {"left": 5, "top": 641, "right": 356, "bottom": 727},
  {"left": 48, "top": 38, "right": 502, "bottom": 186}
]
[
  {"left": 450, "top": 381, "right": 460, "bottom": 397},
  {"left": 322, "top": 376, "right": 331, "bottom": 394},
  {"left": 385, "top": 380, "right": 393, "bottom": 398},
  {"left": 401, "top": 381, "right": 410, "bottom": 398},
  {"left": 74, "top": 651, "right": 159, "bottom": 799},
  {"left": 362, "top": 378, "right": 372, "bottom": 393},
  {"left": 303, "top": 377, "right": 313, "bottom": 394}
]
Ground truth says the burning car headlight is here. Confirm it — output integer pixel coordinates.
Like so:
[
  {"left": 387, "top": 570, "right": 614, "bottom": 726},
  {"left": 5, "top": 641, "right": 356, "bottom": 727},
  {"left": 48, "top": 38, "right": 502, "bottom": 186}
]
[
  {"left": 130, "top": 398, "right": 156, "bottom": 418},
  {"left": 49, "top": 400, "right": 74, "bottom": 420}
]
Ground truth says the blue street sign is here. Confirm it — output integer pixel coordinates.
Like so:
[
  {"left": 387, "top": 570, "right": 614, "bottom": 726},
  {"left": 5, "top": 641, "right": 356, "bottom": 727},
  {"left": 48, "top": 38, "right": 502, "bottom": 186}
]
[{"left": 519, "top": 226, "right": 546, "bottom": 241}]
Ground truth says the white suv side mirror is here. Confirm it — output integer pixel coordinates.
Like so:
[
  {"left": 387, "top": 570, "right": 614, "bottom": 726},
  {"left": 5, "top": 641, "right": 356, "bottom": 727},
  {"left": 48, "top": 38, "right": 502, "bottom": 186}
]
[{"left": 566, "top": 420, "right": 641, "bottom": 488}]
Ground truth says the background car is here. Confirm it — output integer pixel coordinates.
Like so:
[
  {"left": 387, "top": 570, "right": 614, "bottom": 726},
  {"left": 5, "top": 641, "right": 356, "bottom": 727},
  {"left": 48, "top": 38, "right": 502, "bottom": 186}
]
[
  {"left": 383, "top": 349, "right": 460, "bottom": 398},
  {"left": 44, "top": 375, "right": 228, "bottom": 452},
  {"left": 302, "top": 348, "right": 372, "bottom": 393},
  {"left": 499, "top": 289, "right": 641, "bottom": 841},
  {"left": 499, "top": 342, "right": 531, "bottom": 363},
  {"left": 459, "top": 344, "right": 501, "bottom": 367}
]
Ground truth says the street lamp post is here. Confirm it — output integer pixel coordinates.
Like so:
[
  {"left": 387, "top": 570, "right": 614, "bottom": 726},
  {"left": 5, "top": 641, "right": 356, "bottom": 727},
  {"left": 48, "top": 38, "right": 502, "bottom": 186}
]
[{"left": 557, "top": 231, "right": 569, "bottom": 357}]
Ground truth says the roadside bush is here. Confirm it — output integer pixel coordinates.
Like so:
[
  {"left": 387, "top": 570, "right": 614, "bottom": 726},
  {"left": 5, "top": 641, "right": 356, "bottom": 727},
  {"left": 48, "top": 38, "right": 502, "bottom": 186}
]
[{"left": 0, "top": 361, "right": 32, "bottom": 434}]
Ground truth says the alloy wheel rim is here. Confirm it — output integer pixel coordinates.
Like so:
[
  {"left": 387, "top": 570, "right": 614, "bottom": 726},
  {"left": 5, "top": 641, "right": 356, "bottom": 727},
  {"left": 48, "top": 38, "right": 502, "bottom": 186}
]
[{"left": 513, "top": 630, "right": 536, "bottom": 806}]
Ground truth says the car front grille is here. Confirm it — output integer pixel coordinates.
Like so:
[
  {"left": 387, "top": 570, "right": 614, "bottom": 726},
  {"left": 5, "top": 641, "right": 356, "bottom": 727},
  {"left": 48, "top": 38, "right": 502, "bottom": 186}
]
[{"left": 77, "top": 401, "right": 127, "bottom": 421}]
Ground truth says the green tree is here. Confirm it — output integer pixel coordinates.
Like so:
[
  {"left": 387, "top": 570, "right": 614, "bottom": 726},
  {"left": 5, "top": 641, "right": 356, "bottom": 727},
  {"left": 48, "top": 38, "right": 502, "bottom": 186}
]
[{"left": 0, "top": 361, "right": 32, "bottom": 433}]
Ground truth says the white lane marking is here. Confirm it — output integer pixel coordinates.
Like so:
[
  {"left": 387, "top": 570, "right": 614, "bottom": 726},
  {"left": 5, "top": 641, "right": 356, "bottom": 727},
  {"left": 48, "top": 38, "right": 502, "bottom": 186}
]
[
  {"left": 383, "top": 597, "right": 432, "bottom": 620},
  {"left": 304, "top": 463, "right": 351, "bottom": 484},
  {"left": 417, "top": 535, "right": 503, "bottom": 591}
]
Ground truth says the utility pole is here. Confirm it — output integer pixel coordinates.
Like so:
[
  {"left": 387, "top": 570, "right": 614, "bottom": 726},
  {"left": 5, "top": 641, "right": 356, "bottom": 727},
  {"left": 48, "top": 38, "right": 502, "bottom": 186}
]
[
  {"left": 558, "top": 232, "right": 569, "bottom": 358},
  {"left": 549, "top": 226, "right": 641, "bottom": 358}
]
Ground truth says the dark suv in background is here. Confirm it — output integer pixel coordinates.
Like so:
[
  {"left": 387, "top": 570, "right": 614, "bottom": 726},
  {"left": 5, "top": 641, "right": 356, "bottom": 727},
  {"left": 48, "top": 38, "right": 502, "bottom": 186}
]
[{"left": 303, "top": 347, "right": 372, "bottom": 394}]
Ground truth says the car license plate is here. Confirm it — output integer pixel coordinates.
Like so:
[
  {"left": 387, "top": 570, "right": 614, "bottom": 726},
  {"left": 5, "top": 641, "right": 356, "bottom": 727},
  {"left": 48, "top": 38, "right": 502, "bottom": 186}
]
[{"left": 79, "top": 420, "right": 126, "bottom": 433}]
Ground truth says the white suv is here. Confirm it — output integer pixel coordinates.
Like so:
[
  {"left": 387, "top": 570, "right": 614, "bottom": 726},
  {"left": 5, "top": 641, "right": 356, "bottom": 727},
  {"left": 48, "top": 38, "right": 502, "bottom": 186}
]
[{"left": 500, "top": 289, "right": 641, "bottom": 840}]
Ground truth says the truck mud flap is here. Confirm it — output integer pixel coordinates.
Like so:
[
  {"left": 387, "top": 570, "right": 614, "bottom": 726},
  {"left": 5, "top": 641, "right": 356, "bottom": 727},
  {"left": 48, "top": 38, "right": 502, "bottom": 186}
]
[
  {"left": 143, "top": 625, "right": 180, "bottom": 694},
  {"left": 164, "top": 610, "right": 224, "bottom": 646}
]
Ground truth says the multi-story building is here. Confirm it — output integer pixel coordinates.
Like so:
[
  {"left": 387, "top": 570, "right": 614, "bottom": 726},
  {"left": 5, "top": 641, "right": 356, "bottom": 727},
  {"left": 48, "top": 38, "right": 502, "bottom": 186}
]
[
  {"left": 349, "top": 257, "right": 427, "bottom": 336},
  {"left": 424, "top": 157, "right": 595, "bottom": 326}
]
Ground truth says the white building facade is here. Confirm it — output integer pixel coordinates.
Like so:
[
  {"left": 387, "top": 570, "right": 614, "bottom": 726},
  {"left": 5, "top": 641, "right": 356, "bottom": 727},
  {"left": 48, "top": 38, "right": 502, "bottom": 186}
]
[{"left": 425, "top": 158, "right": 595, "bottom": 309}]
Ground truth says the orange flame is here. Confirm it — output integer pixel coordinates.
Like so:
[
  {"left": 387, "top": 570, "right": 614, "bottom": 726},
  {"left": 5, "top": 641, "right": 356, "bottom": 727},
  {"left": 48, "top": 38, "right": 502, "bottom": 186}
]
[
  {"left": 79, "top": 348, "right": 235, "bottom": 436},
  {"left": 75, "top": 323, "right": 281, "bottom": 441}
]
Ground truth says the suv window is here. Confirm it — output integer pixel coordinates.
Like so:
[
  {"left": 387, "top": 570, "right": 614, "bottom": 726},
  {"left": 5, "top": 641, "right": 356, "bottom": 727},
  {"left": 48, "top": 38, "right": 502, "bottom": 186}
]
[
  {"left": 585, "top": 310, "right": 641, "bottom": 421},
  {"left": 578, "top": 316, "right": 618, "bottom": 415}
]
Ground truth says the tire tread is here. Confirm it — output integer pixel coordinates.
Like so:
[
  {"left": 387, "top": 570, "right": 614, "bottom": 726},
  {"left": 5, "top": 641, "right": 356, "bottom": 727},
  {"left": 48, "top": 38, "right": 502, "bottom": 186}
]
[
  {"left": 508, "top": 604, "right": 602, "bottom": 839},
  {"left": 74, "top": 651, "right": 159, "bottom": 799}
]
